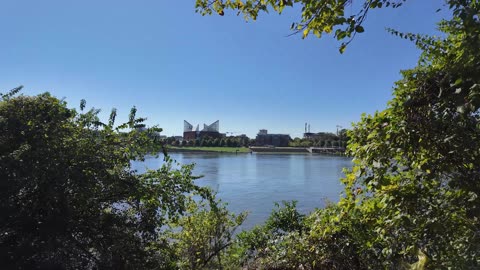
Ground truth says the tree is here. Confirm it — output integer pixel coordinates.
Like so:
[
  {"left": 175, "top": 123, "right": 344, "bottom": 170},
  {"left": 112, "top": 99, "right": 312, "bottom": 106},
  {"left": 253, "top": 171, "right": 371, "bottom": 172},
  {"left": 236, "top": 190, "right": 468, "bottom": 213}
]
[
  {"left": 343, "top": 3, "right": 480, "bottom": 266},
  {"left": 0, "top": 90, "right": 217, "bottom": 269},
  {"left": 166, "top": 136, "right": 176, "bottom": 145},
  {"left": 195, "top": 0, "right": 409, "bottom": 52},
  {"left": 242, "top": 137, "right": 250, "bottom": 147},
  {"left": 204, "top": 138, "right": 212, "bottom": 147},
  {"left": 223, "top": 1, "right": 480, "bottom": 268},
  {"left": 226, "top": 137, "right": 233, "bottom": 147},
  {"left": 300, "top": 140, "right": 313, "bottom": 147},
  {"left": 170, "top": 196, "right": 246, "bottom": 269},
  {"left": 219, "top": 138, "right": 226, "bottom": 147},
  {"left": 339, "top": 128, "right": 350, "bottom": 148},
  {"left": 231, "top": 138, "right": 240, "bottom": 147},
  {"left": 289, "top": 137, "right": 302, "bottom": 147}
]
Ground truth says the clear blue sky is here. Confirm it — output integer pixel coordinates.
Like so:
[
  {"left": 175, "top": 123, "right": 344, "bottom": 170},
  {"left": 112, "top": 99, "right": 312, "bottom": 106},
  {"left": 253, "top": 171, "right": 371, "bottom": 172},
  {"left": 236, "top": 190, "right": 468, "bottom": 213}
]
[{"left": 0, "top": 1, "right": 447, "bottom": 138}]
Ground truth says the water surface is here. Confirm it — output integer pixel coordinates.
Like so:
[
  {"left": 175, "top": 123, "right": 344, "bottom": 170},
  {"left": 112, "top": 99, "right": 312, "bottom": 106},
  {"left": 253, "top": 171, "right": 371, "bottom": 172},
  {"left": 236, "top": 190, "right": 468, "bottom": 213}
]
[{"left": 134, "top": 153, "right": 351, "bottom": 229}]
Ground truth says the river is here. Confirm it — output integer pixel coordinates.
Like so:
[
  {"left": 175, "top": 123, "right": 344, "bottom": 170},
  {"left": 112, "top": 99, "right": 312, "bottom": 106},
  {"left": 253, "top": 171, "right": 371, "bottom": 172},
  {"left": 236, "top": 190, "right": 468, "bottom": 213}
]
[{"left": 134, "top": 152, "right": 352, "bottom": 229}]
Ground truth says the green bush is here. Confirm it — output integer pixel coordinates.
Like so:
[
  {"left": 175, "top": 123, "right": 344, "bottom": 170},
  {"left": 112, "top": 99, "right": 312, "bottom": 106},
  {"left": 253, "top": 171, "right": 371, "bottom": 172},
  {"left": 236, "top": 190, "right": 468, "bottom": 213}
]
[{"left": 0, "top": 89, "right": 241, "bottom": 269}]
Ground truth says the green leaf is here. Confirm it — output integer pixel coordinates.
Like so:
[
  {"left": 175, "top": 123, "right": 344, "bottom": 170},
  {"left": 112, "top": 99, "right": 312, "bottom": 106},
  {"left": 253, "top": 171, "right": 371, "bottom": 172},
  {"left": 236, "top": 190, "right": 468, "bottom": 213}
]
[
  {"left": 302, "top": 28, "right": 309, "bottom": 39},
  {"left": 355, "top": 25, "right": 365, "bottom": 33}
]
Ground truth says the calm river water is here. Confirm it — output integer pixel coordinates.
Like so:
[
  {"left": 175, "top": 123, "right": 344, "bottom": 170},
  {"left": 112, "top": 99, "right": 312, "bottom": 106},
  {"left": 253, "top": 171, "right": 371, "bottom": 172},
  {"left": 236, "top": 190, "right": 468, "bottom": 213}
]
[{"left": 134, "top": 153, "right": 352, "bottom": 229}]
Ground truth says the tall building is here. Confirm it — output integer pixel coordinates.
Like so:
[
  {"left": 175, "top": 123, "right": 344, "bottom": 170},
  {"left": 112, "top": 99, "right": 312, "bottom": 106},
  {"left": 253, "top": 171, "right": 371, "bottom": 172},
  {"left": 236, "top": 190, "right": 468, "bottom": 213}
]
[
  {"left": 255, "top": 129, "right": 291, "bottom": 147},
  {"left": 183, "top": 120, "right": 198, "bottom": 141},
  {"left": 183, "top": 120, "right": 224, "bottom": 140}
]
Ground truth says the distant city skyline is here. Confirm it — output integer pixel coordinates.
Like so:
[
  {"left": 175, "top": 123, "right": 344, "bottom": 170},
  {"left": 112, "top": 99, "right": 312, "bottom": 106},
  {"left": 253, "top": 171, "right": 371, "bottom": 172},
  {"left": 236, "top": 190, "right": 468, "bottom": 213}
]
[
  {"left": 159, "top": 120, "right": 343, "bottom": 139},
  {"left": 0, "top": 1, "right": 448, "bottom": 138}
]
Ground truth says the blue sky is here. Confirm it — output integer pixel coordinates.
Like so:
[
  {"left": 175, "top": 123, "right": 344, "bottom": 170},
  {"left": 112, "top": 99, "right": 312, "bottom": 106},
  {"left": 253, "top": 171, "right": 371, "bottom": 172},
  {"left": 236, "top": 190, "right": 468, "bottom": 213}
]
[{"left": 0, "top": 1, "right": 447, "bottom": 138}]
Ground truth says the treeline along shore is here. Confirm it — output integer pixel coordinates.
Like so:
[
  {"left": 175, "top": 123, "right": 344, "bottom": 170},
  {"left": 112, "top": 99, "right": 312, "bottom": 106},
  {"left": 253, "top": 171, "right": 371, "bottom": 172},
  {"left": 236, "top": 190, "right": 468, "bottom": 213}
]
[{"left": 166, "top": 146, "right": 346, "bottom": 155}]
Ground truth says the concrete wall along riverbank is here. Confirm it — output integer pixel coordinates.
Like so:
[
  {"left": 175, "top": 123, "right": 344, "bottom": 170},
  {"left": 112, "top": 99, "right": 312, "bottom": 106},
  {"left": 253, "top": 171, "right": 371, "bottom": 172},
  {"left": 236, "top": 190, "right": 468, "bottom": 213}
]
[
  {"left": 250, "top": 147, "right": 346, "bottom": 155},
  {"left": 249, "top": 147, "right": 309, "bottom": 153}
]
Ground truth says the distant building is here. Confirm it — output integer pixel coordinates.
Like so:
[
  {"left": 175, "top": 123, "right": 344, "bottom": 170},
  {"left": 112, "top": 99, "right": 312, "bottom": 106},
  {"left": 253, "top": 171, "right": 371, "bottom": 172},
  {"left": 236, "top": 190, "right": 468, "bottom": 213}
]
[
  {"left": 255, "top": 129, "right": 291, "bottom": 147},
  {"left": 183, "top": 131, "right": 197, "bottom": 141},
  {"left": 183, "top": 120, "right": 224, "bottom": 141},
  {"left": 258, "top": 129, "right": 268, "bottom": 135},
  {"left": 302, "top": 123, "right": 340, "bottom": 140},
  {"left": 303, "top": 122, "right": 316, "bottom": 138},
  {"left": 303, "top": 132, "right": 316, "bottom": 139}
]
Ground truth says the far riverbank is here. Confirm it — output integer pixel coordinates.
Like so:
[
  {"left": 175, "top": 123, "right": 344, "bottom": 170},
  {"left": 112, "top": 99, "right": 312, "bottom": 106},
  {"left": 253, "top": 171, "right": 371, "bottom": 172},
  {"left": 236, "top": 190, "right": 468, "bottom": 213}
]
[
  {"left": 167, "top": 146, "right": 251, "bottom": 153},
  {"left": 166, "top": 146, "right": 346, "bottom": 156}
]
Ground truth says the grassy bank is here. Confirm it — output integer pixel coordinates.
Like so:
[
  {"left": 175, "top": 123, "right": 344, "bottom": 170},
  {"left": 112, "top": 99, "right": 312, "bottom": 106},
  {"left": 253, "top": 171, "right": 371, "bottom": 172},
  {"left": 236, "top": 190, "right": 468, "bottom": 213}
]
[{"left": 167, "top": 146, "right": 251, "bottom": 153}]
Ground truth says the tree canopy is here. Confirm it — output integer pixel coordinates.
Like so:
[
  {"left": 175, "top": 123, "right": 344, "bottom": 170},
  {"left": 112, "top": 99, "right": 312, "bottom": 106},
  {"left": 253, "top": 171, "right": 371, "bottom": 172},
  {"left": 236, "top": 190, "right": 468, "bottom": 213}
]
[
  {"left": 342, "top": 1, "right": 480, "bottom": 266},
  {"left": 195, "top": 0, "right": 410, "bottom": 52}
]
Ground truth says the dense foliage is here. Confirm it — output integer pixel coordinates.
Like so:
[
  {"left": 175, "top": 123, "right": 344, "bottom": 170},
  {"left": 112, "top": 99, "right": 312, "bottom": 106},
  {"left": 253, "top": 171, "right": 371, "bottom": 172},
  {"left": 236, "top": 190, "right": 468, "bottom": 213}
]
[
  {"left": 208, "top": 0, "right": 480, "bottom": 269},
  {"left": 0, "top": 90, "right": 244, "bottom": 269},
  {"left": 289, "top": 130, "right": 349, "bottom": 148}
]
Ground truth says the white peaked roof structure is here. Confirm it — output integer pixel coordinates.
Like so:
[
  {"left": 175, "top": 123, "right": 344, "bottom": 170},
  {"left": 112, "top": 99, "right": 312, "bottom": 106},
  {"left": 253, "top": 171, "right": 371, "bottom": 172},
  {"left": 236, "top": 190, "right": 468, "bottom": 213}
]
[
  {"left": 184, "top": 120, "right": 220, "bottom": 132},
  {"left": 202, "top": 120, "right": 219, "bottom": 132},
  {"left": 184, "top": 120, "right": 193, "bottom": 132}
]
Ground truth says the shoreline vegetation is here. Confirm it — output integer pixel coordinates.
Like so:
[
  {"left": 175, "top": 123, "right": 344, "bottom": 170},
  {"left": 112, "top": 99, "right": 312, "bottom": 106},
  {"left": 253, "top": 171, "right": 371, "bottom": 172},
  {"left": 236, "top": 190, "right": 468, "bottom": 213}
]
[
  {"left": 167, "top": 146, "right": 251, "bottom": 153},
  {"left": 166, "top": 146, "right": 347, "bottom": 155}
]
